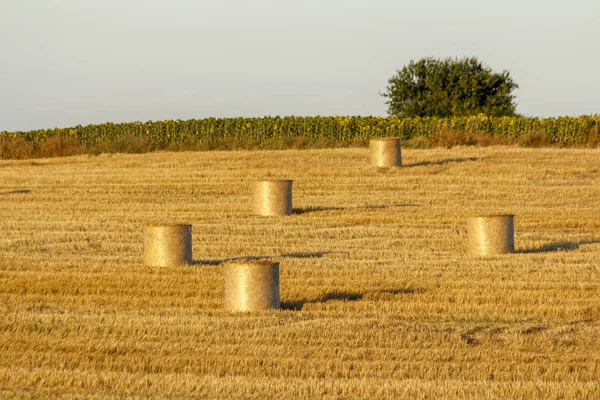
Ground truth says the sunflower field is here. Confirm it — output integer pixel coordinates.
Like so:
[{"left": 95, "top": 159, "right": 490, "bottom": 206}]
[{"left": 1, "top": 115, "right": 599, "bottom": 153}]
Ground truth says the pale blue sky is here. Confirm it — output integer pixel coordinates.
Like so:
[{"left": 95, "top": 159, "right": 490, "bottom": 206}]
[{"left": 1, "top": 0, "right": 599, "bottom": 131}]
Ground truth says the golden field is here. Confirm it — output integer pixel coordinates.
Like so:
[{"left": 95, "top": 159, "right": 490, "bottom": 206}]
[{"left": 0, "top": 146, "right": 599, "bottom": 399}]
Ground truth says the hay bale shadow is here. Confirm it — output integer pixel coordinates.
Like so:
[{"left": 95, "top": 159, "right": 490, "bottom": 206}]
[
  {"left": 0, "top": 189, "right": 30, "bottom": 195},
  {"left": 192, "top": 259, "right": 226, "bottom": 266},
  {"left": 281, "top": 291, "right": 363, "bottom": 311},
  {"left": 319, "top": 291, "right": 363, "bottom": 302},
  {"left": 519, "top": 240, "right": 600, "bottom": 254},
  {"left": 293, "top": 203, "right": 420, "bottom": 215},
  {"left": 193, "top": 251, "right": 331, "bottom": 266},
  {"left": 280, "top": 251, "right": 328, "bottom": 259},
  {"left": 293, "top": 206, "right": 345, "bottom": 214},
  {"left": 405, "top": 157, "right": 479, "bottom": 168},
  {"left": 193, "top": 255, "right": 273, "bottom": 266},
  {"left": 282, "top": 287, "right": 424, "bottom": 311}
]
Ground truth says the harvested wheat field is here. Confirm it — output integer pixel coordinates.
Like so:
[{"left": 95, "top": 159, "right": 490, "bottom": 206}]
[{"left": 0, "top": 147, "right": 599, "bottom": 399}]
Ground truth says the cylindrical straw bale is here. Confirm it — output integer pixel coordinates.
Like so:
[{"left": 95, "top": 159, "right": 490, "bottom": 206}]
[
  {"left": 224, "top": 260, "right": 280, "bottom": 312},
  {"left": 370, "top": 137, "right": 402, "bottom": 168},
  {"left": 253, "top": 179, "right": 292, "bottom": 216},
  {"left": 467, "top": 215, "right": 515, "bottom": 256},
  {"left": 143, "top": 224, "right": 192, "bottom": 266}
]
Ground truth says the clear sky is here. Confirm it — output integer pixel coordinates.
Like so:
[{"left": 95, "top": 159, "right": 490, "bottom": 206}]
[{"left": 1, "top": 0, "right": 599, "bottom": 132}]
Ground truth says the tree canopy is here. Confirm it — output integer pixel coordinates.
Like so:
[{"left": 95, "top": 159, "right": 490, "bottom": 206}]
[{"left": 382, "top": 57, "right": 518, "bottom": 118}]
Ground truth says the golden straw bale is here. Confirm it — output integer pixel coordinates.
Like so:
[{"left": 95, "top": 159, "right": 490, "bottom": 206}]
[
  {"left": 143, "top": 224, "right": 192, "bottom": 267},
  {"left": 224, "top": 260, "right": 280, "bottom": 312},
  {"left": 253, "top": 179, "right": 292, "bottom": 216},
  {"left": 467, "top": 215, "right": 515, "bottom": 256},
  {"left": 370, "top": 137, "right": 402, "bottom": 168}
]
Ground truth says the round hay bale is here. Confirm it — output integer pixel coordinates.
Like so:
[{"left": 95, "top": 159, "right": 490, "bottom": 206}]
[
  {"left": 253, "top": 179, "right": 292, "bottom": 216},
  {"left": 143, "top": 224, "right": 192, "bottom": 267},
  {"left": 370, "top": 137, "right": 402, "bottom": 168},
  {"left": 224, "top": 260, "right": 280, "bottom": 312},
  {"left": 467, "top": 215, "right": 515, "bottom": 256}
]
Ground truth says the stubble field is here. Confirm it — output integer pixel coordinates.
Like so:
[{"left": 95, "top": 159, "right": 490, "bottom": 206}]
[{"left": 0, "top": 147, "right": 599, "bottom": 399}]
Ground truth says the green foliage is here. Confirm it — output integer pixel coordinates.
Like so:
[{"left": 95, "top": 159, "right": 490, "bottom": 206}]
[
  {"left": 1, "top": 115, "right": 599, "bottom": 159},
  {"left": 382, "top": 57, "right": 518, "bottom": 118}
]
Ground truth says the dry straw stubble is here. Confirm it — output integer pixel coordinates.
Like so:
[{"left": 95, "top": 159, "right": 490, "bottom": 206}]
[
  {"left": 369, "top": 137, "right": 402, "bottom": 168},
  {"left": 143, "top": 224, "right": 193, "bottom": 267},
  {"left": 1, "top": 148, "right": 600, "bottom": 399},
  {"left": 253, "top": 179, "right": 293, "bottom": 216},
  {"left": 467, "top": 214, "right": 515, "bottom": 256},
  {"left": 224, "top": 260, "right": 281, "bottom": 312}
]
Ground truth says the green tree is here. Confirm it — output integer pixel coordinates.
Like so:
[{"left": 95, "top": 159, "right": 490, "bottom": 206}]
[{"left": 382, "top": 57, "right": 518, "bottom": 117}]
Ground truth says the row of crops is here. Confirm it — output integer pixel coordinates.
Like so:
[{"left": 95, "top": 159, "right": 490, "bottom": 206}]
[{"left": 2, "top": 115, "right": 599, "bottom": 147}]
